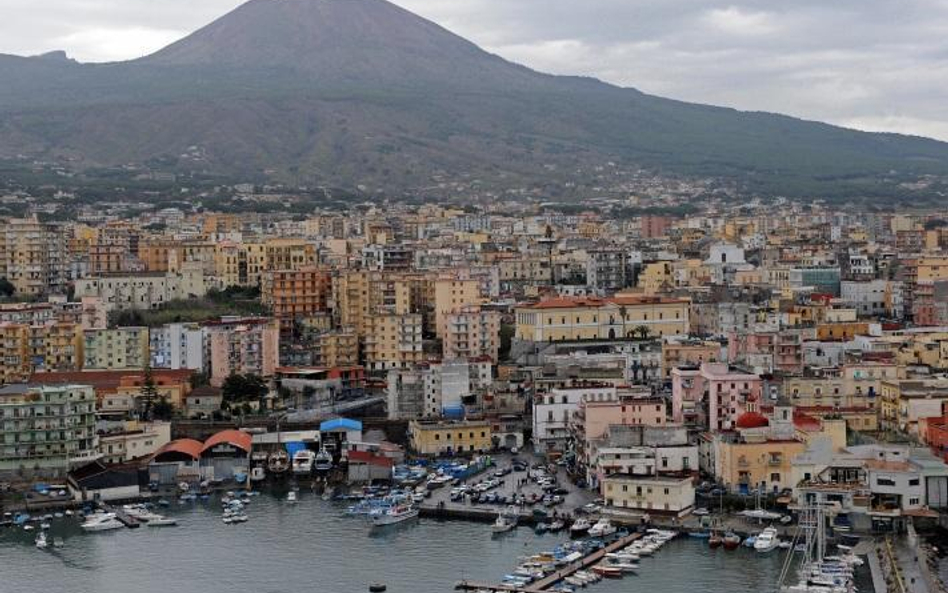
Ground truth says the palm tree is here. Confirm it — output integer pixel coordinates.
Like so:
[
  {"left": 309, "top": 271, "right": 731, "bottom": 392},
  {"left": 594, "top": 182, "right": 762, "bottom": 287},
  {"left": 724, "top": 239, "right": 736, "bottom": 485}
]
[{"left": 618, "top": 305, "right": 628, "bottom": 338}]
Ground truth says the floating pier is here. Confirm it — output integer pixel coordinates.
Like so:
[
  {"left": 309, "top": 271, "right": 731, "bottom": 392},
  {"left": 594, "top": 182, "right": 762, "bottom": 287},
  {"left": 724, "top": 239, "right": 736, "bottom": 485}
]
[{"left": 456, "top": 531, "right": 643, "bottom": 593}]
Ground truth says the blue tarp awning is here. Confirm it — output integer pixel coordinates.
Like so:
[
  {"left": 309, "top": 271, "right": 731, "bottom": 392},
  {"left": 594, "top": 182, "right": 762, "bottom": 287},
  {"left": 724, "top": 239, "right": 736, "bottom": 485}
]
[
  {"left": 285, "top": 441, "right": 307, "bottom": 457},
  {"left": 320, "top": 418, "right": 362, "bottom": 432}
]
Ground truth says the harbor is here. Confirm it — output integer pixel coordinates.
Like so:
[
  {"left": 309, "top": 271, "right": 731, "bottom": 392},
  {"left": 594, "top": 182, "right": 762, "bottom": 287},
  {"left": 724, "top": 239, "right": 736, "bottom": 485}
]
[{"left": 0, "top": 490, "right": 805, "bottom": 593}]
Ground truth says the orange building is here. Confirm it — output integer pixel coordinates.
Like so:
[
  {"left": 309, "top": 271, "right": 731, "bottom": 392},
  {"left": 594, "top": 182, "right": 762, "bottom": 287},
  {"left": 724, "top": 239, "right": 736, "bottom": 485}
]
[{"left": 262, "top": 267, "right": 333, "bottom": 326}]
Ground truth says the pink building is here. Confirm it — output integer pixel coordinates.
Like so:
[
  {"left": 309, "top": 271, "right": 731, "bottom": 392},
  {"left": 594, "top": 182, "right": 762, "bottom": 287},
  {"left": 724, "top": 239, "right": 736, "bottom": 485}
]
[
  {"left": 205, "top": 317, "right": 280, "bottom": 386},
  {"left": 580, "top": 395, "right": 667, "bottom": 441},
  {"left": 671, "top": 362, "right": 762, "bottom": 431}
]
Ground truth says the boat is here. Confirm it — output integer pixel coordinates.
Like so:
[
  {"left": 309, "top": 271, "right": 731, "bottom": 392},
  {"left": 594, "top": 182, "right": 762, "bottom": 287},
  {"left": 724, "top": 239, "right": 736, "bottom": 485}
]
[
  {"left": 146, "top": 517, "right": 177, "bottom": 527},
  {"left": 723, "top": 532, "right": 742, "bottom": 550},
  {"left": 268, "top": 450, "right": 290, "bottom": 475},
  {"left": 754, "top": 526, "right": 780, "bottom": 553},
  {"left": 35, "top": 531, "right": 48, "bottom": 549},
  {"left": 591, "top": 564, "right": 623, "bottom": 578},
  {"left": 81, "top": 513, "right": 124, "bottom": 532},
  {"left": 314, "top": 447, "right": 333, "bottom": 473},
  {"left": 709, "top": 532, "right": 724, "bottom": 548},
  {"left": 286, "top": 490, "right": 298, "bottom": 504},
  {"left": 587, "top": 519, "right": 616, "bottom": 538},
  {"left": 569, "top": 517, "right": 591, "bottom": 536},
  {"left": 292, "top": 449, "right": 316, "bottom": 476},
  {"left": 548, "top": 520, "right": 565, "bottom": 532},
  {"left": 371, "top": 504, "right": 419, "bottom": 527},
  {"left": 53, "top": 537, "right": 65, "bottom": 548}
]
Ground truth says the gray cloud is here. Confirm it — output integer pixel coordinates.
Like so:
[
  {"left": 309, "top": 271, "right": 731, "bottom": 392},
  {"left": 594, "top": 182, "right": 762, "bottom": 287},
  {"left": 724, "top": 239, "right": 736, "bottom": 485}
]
[{"left": 1, "top": 0, "right": 946, "bottom": 140}]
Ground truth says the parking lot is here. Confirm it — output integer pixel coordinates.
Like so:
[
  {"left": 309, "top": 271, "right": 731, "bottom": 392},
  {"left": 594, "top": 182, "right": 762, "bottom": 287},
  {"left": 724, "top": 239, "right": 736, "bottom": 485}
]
[{"left": 421, "top": 452, "right": 596, "bottom": 521}]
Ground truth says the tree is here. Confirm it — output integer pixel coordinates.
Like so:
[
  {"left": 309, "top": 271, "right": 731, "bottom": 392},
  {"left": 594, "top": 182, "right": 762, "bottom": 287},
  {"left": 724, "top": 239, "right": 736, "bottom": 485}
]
[
  {"left": 0, "top": 277, "right": 14, "bottom": 298},
  {"left": 618, "top": 305, "right": 628, "bottom": 338},
  {"left": 139, "top": 366, "right": 159, "bottom": 420},
  {"left": 152, "top": 396, "right": 174, "bottom": 421},
  {"left": 189, "top": 371, "right": 210, "bottom": 388},
  {"left": 221, "top": 373, "right": 268, "bottom": 405},
  {"left": 633, "top": 325, "right": 651, "bottom": 340}
]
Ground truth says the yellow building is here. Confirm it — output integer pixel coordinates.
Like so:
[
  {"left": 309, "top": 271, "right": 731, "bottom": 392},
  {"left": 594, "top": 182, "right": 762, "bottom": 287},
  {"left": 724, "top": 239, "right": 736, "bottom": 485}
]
[
  {"left": 515, "top": 295, "right": 689, "bottom": 342},
  {"left": 363, "top": 313, "right": 423, "bottom": 371},
  {"left": 661, "top": 340, "right": 720, "bottom": 378},
  {"left": 434, "top": 276, "right": 482, "bottom": 338},
  {"left": 409, "top": 419, "right": 492, "bottom": 455},
  {"left": 0, "top": 322, "right": 84, "bottom": 383},
  {"left": 638, "top": 262, "right": 673, "bottom": 294}
]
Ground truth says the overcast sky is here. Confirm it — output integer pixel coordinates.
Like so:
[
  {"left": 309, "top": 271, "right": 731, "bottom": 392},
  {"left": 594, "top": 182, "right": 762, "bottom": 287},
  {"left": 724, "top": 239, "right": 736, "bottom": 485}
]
[{"left": 3, "top": 0, "right": 948, "bottom": 141}]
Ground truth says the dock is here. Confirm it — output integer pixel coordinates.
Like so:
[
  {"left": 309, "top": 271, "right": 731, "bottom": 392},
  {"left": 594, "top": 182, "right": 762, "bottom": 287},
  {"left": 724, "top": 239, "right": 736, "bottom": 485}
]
[
  {"left": 98, "top": 503, "right": 142, "bottom": 529},
  {"left": 456, "top": 531, "right": 643, "bottom": 593}
]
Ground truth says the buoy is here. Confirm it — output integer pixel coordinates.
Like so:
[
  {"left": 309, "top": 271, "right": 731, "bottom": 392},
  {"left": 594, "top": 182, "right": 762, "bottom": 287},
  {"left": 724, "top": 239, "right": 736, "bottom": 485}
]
[{"left": 369, "top": 584, "right": 387, "bottom": 592}]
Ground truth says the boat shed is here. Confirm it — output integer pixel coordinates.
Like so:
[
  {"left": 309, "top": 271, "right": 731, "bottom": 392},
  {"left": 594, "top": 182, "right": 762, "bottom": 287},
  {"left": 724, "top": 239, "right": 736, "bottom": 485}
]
[
  {"left": 320, "top": 418, "right": 363, "bottom": 459},
  {"left": 200, "top": 430, "right": 252, "bottom": 481},
  {"left": 149, "top": 439, "right": 202, "bottom": 485},
  {"left": 69, "top": 460, "right": 142, "bottom": 502}
]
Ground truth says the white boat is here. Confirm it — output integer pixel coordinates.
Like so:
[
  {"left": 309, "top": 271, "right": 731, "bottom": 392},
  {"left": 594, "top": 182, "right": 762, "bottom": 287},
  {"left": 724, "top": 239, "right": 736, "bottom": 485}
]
[
  {"left": 569, "top": 517, "right": 591, "bottom": 536},
  {"left": 81, "top": 513, "right": 124, "bottom": 532},
  {"left": 371, "top": 504, "right": 419, "bottom": 527},
  {"left": 314, "top": 447, "right": 333, "bottom": 472},
  {"left": 292, "top": 449, "right": 316, "bottom": 476},
  {"left": 35, "top": 531, "right": 48, "bottom": 549},
  {"left": 146, "top": 517, "right": 177, "bottom": 527},
  {"left": 250, "top": 466, "right": 266, "bottom": 482},
  {"left": 286, "top": 491, "right": 298, "bottom": 504},
  {"left": 754, "top": 526, "right": 780, "bottom": 553},
  {"left": 492, "top": 513, "right": 517, "bottom": 533},
  {"left": 588, "top": 519, "right": 616, "bottom": 538}
]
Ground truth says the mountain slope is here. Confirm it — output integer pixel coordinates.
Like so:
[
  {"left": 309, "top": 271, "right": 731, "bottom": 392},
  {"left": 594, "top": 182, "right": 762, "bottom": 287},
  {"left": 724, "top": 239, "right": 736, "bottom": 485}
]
[{"left": 0, "top": 0, "right": 946, "bottom": 199}]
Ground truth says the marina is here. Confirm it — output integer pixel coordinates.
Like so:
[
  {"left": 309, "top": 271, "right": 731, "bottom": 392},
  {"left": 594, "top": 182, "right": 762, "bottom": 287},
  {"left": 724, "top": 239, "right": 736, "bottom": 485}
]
[{"left": 0, "top": 490, "right": 835, "bottom": 593}]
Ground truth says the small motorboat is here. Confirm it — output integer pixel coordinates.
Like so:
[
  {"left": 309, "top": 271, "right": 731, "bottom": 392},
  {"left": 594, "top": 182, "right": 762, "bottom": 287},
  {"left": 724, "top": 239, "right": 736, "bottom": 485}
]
[
  {"left": 588, "top": 519, "right": 616, "bottom": 538},
  {"left": 35, "top": 531, "right": 48, "bottom": 549},
  {"left": 591, "top": 564, "right": 623, "bottom": 578},
  {"left": 753, "top": 527, "right": 779, "bottom": 553},
  {"left": 286, "top": 491, "right": 298, "bottom": 504},
  {"left": 569, "top": 518, "right": 591, "bottom": 537},
  {"left": 709, "top": 532, "right": 723, "bottom": 548},
  {"left": 723, "top": 532, "right": 742, "bottom": 550}
]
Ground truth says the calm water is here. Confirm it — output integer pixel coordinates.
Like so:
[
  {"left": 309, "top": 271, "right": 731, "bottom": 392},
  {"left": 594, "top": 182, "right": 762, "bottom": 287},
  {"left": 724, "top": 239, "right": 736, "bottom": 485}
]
[{"left": 0, "top": 492, "right": 811, "bottom": 593}]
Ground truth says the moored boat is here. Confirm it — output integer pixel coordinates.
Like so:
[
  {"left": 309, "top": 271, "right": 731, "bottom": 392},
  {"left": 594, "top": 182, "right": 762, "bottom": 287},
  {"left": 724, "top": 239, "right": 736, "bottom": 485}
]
[
  {"left": 754, "top": 526, "right": 779, "bottom": 553},
  {"left": 371, "top": 504, "right": 419, "bottom": 527},
  {"left": 723, "top": 532, "right": 742, "bottom": 550}
]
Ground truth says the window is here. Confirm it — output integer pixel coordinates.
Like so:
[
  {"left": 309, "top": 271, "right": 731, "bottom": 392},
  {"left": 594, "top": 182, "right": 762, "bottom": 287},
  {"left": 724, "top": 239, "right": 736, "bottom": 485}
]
[
  {"left": 876, "top": 477, "right": 896, "bottom": 487},
  {"left": 909, "top": 478, "right": 920, "bottom": 486},
  {"left": 910, "top": 497, "right": 920, "bottom": 505}
]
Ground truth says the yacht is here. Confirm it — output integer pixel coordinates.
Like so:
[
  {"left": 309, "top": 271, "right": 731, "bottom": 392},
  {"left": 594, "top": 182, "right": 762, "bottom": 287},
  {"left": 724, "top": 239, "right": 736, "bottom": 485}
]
[
  {"left": 292, "top": 449, "right": 316, "bottom": 476},
  {"left": 81, "top": 513, "right": 124, "bottom": 532},
  {"left": 588, "top": 518, "right": 616, "bottom": 538},
  {"left": 754, "top": 526, "right": 780, "bottom": 553},
  {"left": 371, "top": 504, "right": 419, "bottom": 527},
  {"left": 569, "top": 517, "right": 592, "bottom": 537}
]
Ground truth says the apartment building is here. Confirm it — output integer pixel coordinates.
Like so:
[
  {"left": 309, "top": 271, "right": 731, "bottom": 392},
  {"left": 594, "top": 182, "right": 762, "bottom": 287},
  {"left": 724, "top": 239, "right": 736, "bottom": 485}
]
[
  {"left": 443, "top": 306, "right": 501, "bottom": 362},
  {"left": 362, "top": 313, "right": 423, "bottom": 371},
  {"left": 204, "top": 317, "right": 280, "bottom": 386},
  {"left": 262, "top": 266, "right": 333, "bottom": 326},
  {"left": 83, "top": 327, "right": 150, "bottom": 370},
  {"left": 0, "top": 384, "right": 99, "bottom": 477},
  {"left": 150, "top": 323, "right": 205, "bottom": 371},
  {"left": 0, "top": 216, "right": 69, "bottom": 296}
]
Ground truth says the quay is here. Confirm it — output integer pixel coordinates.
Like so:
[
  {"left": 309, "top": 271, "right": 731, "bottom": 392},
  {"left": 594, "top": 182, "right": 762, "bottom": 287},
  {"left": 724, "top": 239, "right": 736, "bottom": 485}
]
[{"left": 455, "top": 531, "right": 643, "bottom": 593}]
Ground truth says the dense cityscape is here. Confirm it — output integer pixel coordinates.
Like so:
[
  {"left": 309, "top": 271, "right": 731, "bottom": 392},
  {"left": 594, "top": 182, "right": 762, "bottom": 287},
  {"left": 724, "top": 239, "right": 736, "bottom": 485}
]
[{"left": 3, "top": 1, "right": 948, "bottom": 593}]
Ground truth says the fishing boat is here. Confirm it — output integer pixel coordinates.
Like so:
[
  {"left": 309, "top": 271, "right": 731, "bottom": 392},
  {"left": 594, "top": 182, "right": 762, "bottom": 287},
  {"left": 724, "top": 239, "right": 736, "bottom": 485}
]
[
  {"left": 371, "top": 504, "right": 419, "bottom": 527},
  {"left": 268, "top": 450, "right": 290, "bottom": 476},
  {"left": 80, "top": 513, "right": 124, "bottom": 532},
  {"left": 723, "top": 532, "right": 742, "bottom": 550},
  {"left": 709, "top": 531, "right": 724, "bottom": 548},
  {"left": 754, "top": 526, "right": 780, "bottom": 553}
]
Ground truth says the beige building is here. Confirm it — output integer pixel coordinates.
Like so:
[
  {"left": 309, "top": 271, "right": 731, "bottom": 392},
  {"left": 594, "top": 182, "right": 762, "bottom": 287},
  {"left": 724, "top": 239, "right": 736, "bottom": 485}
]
[
  {"left": 515, "top": 295, "right": 690, "bottom": 342},
  {"left": 205, "top": 318, "right": 280, "bottom": 386},
  {"left": 434, "top": 276, "right": 482, "bottom": 338},
  {"left": 363, "top": 313, "right": 423, "bottom": 371},
  {"left": 83, "top": 327, "right": 150, "bottom": 370},
  {"left": 0, "top": 216, "right": 69, "bottom": 296},
  {"left": 601, "top": 475, "right": 695, "bottom": 516},
  {"left": 443, "top": 306, "right": 501, "bottom": 362}
]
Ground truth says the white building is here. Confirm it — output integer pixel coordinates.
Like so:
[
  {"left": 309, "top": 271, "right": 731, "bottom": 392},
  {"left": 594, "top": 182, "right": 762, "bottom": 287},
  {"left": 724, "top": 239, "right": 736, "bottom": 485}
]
[
  {"left": 533, "top": 384, "right": 616, "bottom": 454},
  {"left": 150, "top": 323, "right": 204, "bottom": 371}
]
